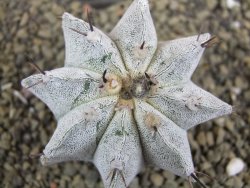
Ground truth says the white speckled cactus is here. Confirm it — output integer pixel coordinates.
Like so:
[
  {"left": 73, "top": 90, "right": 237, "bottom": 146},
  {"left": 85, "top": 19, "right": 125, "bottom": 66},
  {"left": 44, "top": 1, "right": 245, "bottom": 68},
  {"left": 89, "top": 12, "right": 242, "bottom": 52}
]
[{"left": 21, "top": 0, "right": 232, "bottom": 187}]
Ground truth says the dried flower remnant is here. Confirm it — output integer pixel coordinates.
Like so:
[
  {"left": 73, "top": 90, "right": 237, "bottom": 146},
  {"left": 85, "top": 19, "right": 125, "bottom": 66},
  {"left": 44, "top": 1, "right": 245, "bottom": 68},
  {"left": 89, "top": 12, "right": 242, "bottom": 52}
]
[{"left": 21, "top": 0, "right": 232, "bottom": 187}]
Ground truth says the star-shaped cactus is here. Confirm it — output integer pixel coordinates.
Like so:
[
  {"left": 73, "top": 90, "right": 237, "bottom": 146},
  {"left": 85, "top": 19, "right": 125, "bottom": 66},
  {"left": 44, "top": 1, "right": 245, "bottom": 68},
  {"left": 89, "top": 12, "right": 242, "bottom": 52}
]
[{"left": 21, "top": 0, "right": 232, "bottom": 187}]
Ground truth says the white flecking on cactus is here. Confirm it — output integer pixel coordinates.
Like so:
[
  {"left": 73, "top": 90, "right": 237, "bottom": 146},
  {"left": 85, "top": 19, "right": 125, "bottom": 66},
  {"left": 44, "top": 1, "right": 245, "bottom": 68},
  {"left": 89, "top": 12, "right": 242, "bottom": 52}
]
[{"left": 21, "top": 0, "right": 232, "bottom": 187}]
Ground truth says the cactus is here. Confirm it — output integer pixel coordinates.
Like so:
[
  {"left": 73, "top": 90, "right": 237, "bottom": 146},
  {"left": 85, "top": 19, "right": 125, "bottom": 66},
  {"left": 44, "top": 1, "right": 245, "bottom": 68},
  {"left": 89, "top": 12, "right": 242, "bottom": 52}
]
[{"left": 21, "top": 0, "right": 232, "bottom": 187}]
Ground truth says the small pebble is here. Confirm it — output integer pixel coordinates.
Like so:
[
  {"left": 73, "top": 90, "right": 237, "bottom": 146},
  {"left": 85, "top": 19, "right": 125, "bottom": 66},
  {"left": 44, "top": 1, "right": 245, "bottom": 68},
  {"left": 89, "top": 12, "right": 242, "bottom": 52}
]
[
  {"left": 13, "top": 90, "right": 28, "bottom": 104},
  {"left": 150, "top": 172, "right": 164, "bottom": 187},
  {"left": 197, "top": 131, "right": 207, "bottom": 146},
  {"left": 226, "top": 0, "right": 240, "bottom": 9},
  {"left": 226, "top": 158, "right": 245, "bottom": 176},
  {"left": 206, "top": 131, "right": 214, "bottom": 146},
  {"left": 216, "top": 128, "right": 225, "bottom": 145},
  {"left": 0, "top": 0, "right": 249, "bottom": 188}
]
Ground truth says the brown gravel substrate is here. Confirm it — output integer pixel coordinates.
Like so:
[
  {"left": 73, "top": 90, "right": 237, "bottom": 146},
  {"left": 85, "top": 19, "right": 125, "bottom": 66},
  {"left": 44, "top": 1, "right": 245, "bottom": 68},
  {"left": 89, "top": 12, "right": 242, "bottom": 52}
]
[{"left": 0, "top": 0, "right": 249, "bottom": 187}]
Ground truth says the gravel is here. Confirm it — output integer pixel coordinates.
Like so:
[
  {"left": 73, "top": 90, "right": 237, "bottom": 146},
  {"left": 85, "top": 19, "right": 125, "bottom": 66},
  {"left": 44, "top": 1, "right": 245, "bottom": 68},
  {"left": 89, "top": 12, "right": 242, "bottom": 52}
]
[{"left": 0, "top": 0, "right": 249, "bottom": 187}]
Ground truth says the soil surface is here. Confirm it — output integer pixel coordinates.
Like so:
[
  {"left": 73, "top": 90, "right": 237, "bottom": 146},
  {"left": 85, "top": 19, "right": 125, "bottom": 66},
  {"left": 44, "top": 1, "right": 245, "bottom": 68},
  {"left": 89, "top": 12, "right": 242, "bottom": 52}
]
[{"left": 0, "top": 0, "right": 249, "bottom": 187}]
